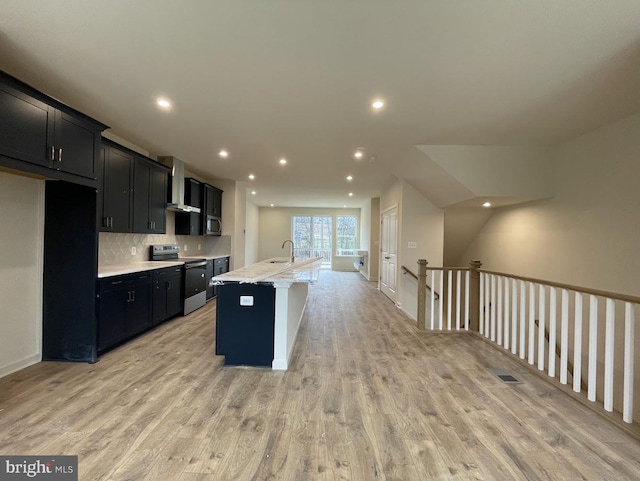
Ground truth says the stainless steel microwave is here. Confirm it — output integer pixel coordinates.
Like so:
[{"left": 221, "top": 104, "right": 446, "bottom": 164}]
[{"left": 206, "top": 215, "right": 222, "bottom": 236}]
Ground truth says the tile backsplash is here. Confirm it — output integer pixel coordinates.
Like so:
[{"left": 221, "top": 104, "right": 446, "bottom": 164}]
[{"left": 99, "top": 212, "right": 231, "bottom": 266}]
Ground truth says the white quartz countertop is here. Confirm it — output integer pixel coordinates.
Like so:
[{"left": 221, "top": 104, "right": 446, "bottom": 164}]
[
  {"left": 213, "top": 257, "right": 322, "bottom": 283},
  {"left": 98, "top": 254, "right": 230, "bottom": 278},
  {"left": 98, "top": 261, "right": 184, "bottom": 278}
]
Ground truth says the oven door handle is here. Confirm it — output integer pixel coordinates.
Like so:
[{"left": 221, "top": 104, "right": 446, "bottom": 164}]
[{"left": 184, "top": 261, "right": 208, "bottom": 269}]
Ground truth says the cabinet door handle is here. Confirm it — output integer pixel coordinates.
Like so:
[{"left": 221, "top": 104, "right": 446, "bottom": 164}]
[
  {"left": 131, "top": 291, "right": 135, "bottom": 302},
  {"left": 50, "top": 145, "right": 55, "bottom": 161},
  {"left": 103, "top": 217, "right": 109, "bottom": 228},
  {"left": 58, "top": 148, "right": 63, "bottom": 162}
]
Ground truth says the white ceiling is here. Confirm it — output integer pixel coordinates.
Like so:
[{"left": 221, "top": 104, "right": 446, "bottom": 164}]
[{"left": 2, "top": 1, "right": 639, "bottom": 207}]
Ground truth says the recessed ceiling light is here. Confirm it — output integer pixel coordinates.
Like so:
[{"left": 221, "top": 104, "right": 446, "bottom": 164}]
[
  {"left": 371, "top": 99, "right": 384, "bottom": 110},
  {"left": 248, "top": 174, "right": 255, "bottom": 180},
  {"left": 279, "top": 158, "right": 287, "bottom": 165},
  {"left": 219, "top": 150, "right": 229, "bottom": 158},
  {"left": 270, "top": 203, "right": 275, "bottom": 207},
  {"left": 251, "top": 190, "right": 256, "bottom": 195},
  {"left": 482, "top": 201, "right": 492, "bottom": 208},
  {"left": 346, "top": 175, "right": 353, "bottom": 181},
  {"left": 354, "top": 150, "right": 364, "bottom": 159},
  {"left": 343, "top": 205, "right": 347, "bottom": 208},
  {"left": 156, "top": 97, "right": 171, "bottom": 109},
  {"left": 348, "top": 192, "right": 353, "bottom": 197}
]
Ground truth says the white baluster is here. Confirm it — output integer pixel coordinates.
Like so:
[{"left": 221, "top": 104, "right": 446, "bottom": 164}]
[
  {"left": 447, "top": 270, "right": 453, "bottom": 331},
  {"left": 511, "top": 279, "right": 518, "bottom": 355},
  {"left": 464, "top": 270, "right": 470, "bottom": 330},
  {"left": 519, "top": 280, "right": 526, "bottom": 360},
  {"left": 573, "top": 292, "right": 583, "bottom": 393},
  {"left": 560, "top": 289, "right": 569, "bottom": 384},
  {"left": 537, "top": 285, "right": 546, "bottom": 371},
  {"left": 485, "top": 273, "right": 491, "bottom": 338},
  {"left": 548, "top": 287, "right": 557, "bottom": 378},
  {"left": 430, "top": 270, "right": 435, "bottom": 330},
  {"left": 504, "top": 277, "right": 510, "bottom": 351},
  {"left": 491, "top": 275, "right": 497, "bottom": 342},
  {"left": 528, "top": 282, "right": 536, "bottom": 365},
  {"left": 479, "top": 273, "right": 484, "bottom": 335},
  {"left": 497, "top": 276, "right": 503, "bottom": 346},
  {"left": 456, "top": 270, "right": 461, "bottom": 330},
  {"left": 623, "top": 302, "right": 635, "bottom": 423},
  {"left": 438, "top": 270, "right": 444, "bottom": 330},
  {"left": 587, "top": 295, "right": 598, "bottom": 402},
  {"left": 604, "top": 298, "right": 615, "bottom": 412}
]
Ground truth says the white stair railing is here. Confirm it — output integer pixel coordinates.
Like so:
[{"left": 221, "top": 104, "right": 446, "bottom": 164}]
[{"left": 479, "top": 269, "right": 638, "bottom": 424}]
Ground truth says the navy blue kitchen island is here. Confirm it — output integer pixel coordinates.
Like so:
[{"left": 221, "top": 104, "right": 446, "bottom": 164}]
[{"left": 213, "top": 257, "right": 321, "bottom": 370}]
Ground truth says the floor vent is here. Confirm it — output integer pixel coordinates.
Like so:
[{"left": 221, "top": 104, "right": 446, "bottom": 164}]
[{"left": 488, "top": 368, "right": 521, "bottom": 384}]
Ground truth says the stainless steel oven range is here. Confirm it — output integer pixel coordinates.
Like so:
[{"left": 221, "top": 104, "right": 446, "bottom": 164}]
[{"left": 150, "top": 245, "right": 208, "bottom": 315}]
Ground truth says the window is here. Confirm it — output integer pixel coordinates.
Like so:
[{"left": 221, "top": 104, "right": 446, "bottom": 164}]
[
  {"left": 336, "top": 215, "right": 358, "bottom": 256},
  {"left": 292, "top": 216, "right": 332, "bottom": 266}
]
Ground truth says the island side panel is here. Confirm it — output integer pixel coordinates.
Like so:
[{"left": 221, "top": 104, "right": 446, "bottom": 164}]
[
  {"left": 215, "top": 282, "right": 275, "bottom": 367},
  {"left": 272, "top": 281, "right": 309, "bottom": 370}
]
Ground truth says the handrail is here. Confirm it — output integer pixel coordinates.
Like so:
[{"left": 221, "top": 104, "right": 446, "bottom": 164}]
[
  {"left": 480, "top": 268, "right": 640, "bottom": 305},
  {"left": 401, "top": 265, "right": 418, "bottom": 280},
  {"left": 427, "top": 266, "right": 470, "bottom": 272},
  {"left": 401, "top": 265, "right": 440, "bottom": 300}
]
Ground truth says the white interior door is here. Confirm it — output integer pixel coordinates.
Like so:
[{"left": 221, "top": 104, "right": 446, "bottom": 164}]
[{"left": 380, "top": 206, "right": 398, "bottom": 302}]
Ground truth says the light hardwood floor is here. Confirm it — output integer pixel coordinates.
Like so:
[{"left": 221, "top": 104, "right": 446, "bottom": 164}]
[{"left": 2, "top": 271, "right": 640, "bottom": 480}]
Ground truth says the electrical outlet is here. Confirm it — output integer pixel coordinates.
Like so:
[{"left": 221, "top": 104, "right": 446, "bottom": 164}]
[
  {"left": 408, "top": 241, "right": 417, "bottom": 249},
  {"left": 198, "top": 243, "right": 201, "bottom": 251},
  {"left": 131, "top": 246, "right": 137, "bottom": 256},
  {"left": 183, "top": 244, "right": 188, "bottom": 252}
]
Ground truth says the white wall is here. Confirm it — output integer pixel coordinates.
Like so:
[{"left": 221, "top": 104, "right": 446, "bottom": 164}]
[
  {"left": 461, "top": 113, "right": 640, "bottom": 295},
  {"left": 379, "top": 178, "right": 445, "bottom": 320},
  {"left": 399, "top": 182, "right": 444, "bottom": 320},
  {"left": 245, "top": 199, "right": 260, "bottom": 265},
  {"left": 0, "top": 172, "right": 44, "bottom": 377},
  {"left": 258, "top": 206, "right": 361, "bottom": 270}
]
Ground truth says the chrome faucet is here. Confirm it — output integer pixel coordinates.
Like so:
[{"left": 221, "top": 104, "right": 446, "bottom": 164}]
[{"left": 282, "top": 240, "right": 295, "bottom": 263}]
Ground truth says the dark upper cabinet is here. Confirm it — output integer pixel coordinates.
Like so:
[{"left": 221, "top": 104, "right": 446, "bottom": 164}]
[
  {"left": 201, "top": 183, "right": 223, "bottom": 236},
  {"left": 0, "top": 84, "right": 51, "bottom": 168},
  {"left": 133, "top": 156, "right": 168, "bottom": 234},
  {"left": 185, "top": 177, "right": 202, "bottom": 208},
  {"left": 176, "top": 177, "right": 202, "bottom": 236},
  {"left": 0, "top": 72, "right": 106, "bottom": 182},
  {"left": 99, "top": 138, "right": 168, "bottom": 234},
  {"left": 52, "top": 109, "right": 100, "bottom": 179},
  {"left": 175, "top": 212, "right": 201, "bottom": 236},
  {"left": 100, "top": 141, "right": 133, "bottom": 232}
]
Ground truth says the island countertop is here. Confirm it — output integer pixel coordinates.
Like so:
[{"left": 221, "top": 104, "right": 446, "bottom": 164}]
[{"left": 213, "top": 257, "right": 322, "bottom": 283}]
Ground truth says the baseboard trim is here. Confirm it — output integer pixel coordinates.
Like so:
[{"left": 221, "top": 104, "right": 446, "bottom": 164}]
[{"left": 0, "top": 353, "right": 41, "bottom": 379}]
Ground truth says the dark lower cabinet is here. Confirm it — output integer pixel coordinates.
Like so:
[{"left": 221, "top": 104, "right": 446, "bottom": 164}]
[
  {"left": 97, "top": 272, "right": 152, "bottom": 352},
  {"left": 206, "top": 260, "right": 214, "bottom": 300},
  {"left": 153, "top": 267, "right": 183, "bottom": 325},
  {"left": 212, "top": 257, "right": 230, "bottom": 298},
  {"left": 215, "top": 282, "right": 275, "bottom": 367}
]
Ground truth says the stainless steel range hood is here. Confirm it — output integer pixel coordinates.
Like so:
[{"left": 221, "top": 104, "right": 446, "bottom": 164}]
[{"left": 157, "top": 156, "right": 201, "bottom": 213}]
